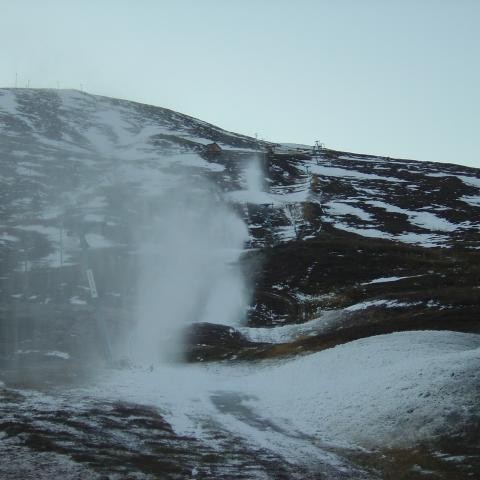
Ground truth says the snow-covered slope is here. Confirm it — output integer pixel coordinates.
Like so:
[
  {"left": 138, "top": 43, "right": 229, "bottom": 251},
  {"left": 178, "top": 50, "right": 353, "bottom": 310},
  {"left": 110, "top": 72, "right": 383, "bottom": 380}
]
[
  {"left": 0, "top": 88, "right": 258, "bottom": 268},
  {"left": 2, "top": 330, "right": 479, "bottom": 479},
  {"left": 98, "top": 330, "right": 480, "bottom": 449},
  {"left": 1, "top": 88, "right": 479, "bottom": 272},
  {"left": 1, "top": 89, "right": 480, "bottom": 479}
]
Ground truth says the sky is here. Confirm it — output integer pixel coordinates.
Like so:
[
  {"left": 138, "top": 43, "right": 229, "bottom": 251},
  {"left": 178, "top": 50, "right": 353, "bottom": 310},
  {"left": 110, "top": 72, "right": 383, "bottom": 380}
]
[{"left": 1, "top": 0, "right": 479, "bottom": 168}]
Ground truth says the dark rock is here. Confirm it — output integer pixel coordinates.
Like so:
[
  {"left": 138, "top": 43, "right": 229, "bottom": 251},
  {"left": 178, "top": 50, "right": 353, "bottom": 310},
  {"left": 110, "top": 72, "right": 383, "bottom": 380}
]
[{"left": 182, "top": 322, "right": 269, "bottom": 362}]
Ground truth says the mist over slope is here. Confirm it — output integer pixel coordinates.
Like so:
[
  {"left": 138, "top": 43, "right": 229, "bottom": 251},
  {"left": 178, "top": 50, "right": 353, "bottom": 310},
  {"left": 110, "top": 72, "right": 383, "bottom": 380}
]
[{"left": 0, "top": 88, "right": 479, "bottom": 479}]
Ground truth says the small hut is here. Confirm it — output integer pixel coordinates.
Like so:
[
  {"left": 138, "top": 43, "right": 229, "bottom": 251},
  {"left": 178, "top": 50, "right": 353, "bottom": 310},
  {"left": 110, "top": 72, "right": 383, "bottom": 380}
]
[{"left": 204, "top": 142, "right": 222, "bottom": 155}]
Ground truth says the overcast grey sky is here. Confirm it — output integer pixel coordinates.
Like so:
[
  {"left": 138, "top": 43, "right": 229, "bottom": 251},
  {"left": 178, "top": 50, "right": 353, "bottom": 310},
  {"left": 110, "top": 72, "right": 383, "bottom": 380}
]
[{"left": 1, "top": 0, "right": 479, "bottom": 168}]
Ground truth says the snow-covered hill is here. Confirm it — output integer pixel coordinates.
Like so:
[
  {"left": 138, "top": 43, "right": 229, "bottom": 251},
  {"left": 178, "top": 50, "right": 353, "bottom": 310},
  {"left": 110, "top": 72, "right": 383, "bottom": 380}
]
[
  {"left": 1, "top": 89, "right": 479, "bottom": 479},
  {"left": 1, "top": 89, "right": 479, "bottom": 271}
]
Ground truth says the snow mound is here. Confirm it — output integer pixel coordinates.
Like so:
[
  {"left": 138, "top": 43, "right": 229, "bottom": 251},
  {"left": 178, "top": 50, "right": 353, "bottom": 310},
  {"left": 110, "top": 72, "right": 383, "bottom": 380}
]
[
  {"left": 246, "top": 330, "right": 480, "bottom": 448},
  {"left": 92, "top": 330, "right": 480, "bottom": 454}
]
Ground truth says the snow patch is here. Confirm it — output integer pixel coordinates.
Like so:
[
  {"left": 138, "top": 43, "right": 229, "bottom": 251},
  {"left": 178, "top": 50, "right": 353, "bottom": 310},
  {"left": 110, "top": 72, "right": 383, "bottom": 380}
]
[
  {"left": 69, "top": 296, "right": 87, "bottom": 305},
  {"left": 458, "top": 175, "right": 480, "bottom": 189},
  {"left": 325, "top": 201, "right": 373, "bottom": 221},
  {"left": 0, "top": 90, "right": 18, "bottom": 115},
  {"left": 309, "top": 164, "right": 406, "bottom": 183},
  {"left": 461, "top": 195, "right": 480, "bottom": 207},
  {"left": 84, "top": 233, "right": 116, "bottom": 249},
  {"left": 361, "top": 275, "right": 418, "bottom": 285},
  {"left": 345, "top": 299, "right": 422, "bottom": 311},
  {"left": 45, "top": 351, "right": 71, "bottom": 360},
  {"left": 367, "top": 201, "right": 458, "bottom": 232}
]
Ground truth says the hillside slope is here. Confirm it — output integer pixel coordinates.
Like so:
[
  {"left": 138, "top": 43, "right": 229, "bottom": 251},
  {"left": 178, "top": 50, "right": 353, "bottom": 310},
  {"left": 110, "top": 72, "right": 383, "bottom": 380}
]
[{"left": 1, "top": 89, "right": 479, "bottom": 479}]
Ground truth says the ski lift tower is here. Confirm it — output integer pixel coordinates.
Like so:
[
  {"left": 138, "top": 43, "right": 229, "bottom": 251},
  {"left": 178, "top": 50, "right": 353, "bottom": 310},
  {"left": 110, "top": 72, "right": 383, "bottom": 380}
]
[
  {"left": 313, "top": 140, "right": 325, "bottom": 164},
  {"left": 79, "top": 231, "right": 113, "bottom": 363}
]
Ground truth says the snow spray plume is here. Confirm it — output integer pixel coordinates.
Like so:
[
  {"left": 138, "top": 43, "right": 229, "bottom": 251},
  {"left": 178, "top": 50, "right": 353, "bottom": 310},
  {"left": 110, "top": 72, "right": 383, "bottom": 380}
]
[
  {"left": 131, "top": 179, "right": 249, "bottom": 365},
  {"left": 244, "top": 155, "right": 264, "bottom": 193}
]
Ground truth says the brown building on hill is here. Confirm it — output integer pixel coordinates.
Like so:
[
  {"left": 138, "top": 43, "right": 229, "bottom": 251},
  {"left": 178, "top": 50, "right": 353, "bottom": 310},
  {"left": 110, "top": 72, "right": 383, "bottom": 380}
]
[{"left": 204, "top": 142, "right": 222, "bottom": 155}]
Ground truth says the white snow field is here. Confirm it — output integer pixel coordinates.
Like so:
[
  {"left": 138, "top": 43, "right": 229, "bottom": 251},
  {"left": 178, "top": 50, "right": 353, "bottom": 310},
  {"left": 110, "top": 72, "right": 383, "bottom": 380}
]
[{"left": 79, "top": 330, "right": 480, "bottom": 457}]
